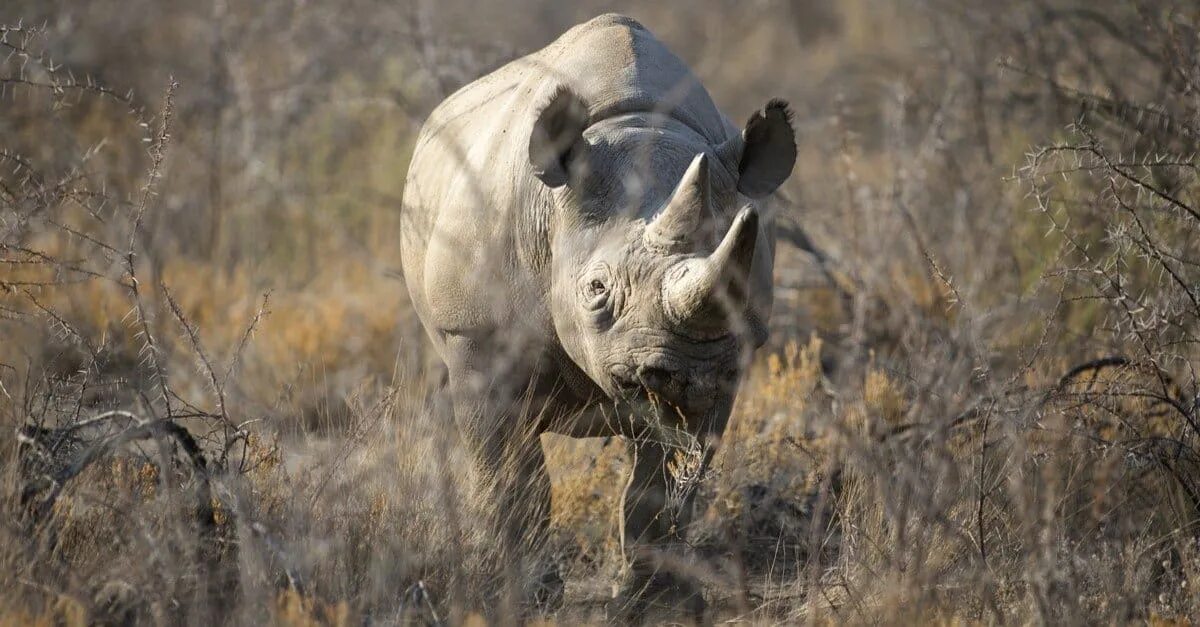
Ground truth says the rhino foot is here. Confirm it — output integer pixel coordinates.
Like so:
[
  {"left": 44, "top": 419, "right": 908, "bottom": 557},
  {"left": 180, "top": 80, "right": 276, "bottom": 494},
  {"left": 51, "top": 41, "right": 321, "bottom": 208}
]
[
  {"left": 609, "top": 568, "right": 707, "bottom": 625},
  {"left": 530, "top": 564, "right": 565, "bottom": 613}
]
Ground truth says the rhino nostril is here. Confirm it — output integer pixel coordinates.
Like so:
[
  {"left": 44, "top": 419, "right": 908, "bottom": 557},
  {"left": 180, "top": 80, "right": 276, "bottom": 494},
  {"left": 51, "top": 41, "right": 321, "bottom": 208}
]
[
  {"left": 637, "top": 366, "right": 673, "bottom": 393},
  {"left": 610, "top": 366, "right": 639, "bottom": 394}
]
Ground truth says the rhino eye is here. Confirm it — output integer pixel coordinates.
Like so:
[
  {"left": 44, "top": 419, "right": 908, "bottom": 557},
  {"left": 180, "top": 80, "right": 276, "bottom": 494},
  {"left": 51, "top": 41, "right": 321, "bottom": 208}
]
[{"left": 581, "top": 265, "right": 614, "bottom": 315}]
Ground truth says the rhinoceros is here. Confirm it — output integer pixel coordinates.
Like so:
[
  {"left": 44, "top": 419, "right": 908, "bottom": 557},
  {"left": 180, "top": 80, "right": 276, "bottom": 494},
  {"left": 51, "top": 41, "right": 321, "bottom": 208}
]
[{"left": 400, "top": 13, "right": 795, "bottom": 618}]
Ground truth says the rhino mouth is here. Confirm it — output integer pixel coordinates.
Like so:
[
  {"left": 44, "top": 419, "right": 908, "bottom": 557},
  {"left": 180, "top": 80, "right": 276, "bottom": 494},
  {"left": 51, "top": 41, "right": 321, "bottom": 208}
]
[
  {"left": 608, "top": 394, "right": 700, "bottom": 450},
  {"left": 604, "top": 362, "right": 735, "bottom": 440},
  {"left": 607, "top": 365, "right": 683, "bottom": 407}
]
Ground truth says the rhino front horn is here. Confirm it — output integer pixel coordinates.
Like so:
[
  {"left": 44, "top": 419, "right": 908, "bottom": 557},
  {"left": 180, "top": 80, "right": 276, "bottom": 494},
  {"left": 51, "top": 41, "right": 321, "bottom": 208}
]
[
  {"left": 644, "top": 153, "right": 712, "bottom": 252},
  {"left": 662, "top": 205, "right": 759, "bottom": 326}
]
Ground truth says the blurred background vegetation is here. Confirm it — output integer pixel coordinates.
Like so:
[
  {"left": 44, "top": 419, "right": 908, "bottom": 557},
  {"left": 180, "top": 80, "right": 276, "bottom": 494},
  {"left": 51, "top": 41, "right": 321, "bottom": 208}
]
[{"left": 2, "top": 0, "right": 1199, "bottom": 623}]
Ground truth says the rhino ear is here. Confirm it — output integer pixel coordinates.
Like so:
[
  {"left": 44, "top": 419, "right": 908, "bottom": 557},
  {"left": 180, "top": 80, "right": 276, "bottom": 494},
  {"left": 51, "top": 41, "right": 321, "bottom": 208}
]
[
  {"left": 732, "top": 99, "right": 796, "bottom": 198},
  {"left": 529, "top": 86, "right": 590, "bottom": 188}
]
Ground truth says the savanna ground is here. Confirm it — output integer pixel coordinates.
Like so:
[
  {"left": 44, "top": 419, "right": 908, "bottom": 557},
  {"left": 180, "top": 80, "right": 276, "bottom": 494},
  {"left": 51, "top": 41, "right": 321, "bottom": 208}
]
[{"left": 2, "top": 0, "right": 1200, "bottom": 624}]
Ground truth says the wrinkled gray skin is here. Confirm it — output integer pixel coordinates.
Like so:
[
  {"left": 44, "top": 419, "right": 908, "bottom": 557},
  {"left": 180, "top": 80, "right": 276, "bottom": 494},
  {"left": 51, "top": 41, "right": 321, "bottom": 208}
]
[{"left": 400, "top": 14, "right": 795, "bottom": 619}]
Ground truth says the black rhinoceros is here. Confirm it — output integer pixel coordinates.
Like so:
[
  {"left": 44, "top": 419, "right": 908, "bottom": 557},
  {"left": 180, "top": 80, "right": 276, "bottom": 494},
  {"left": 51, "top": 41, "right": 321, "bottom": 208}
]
[{"left": 400, "top": 13, "right": 795, "bottom": 619}]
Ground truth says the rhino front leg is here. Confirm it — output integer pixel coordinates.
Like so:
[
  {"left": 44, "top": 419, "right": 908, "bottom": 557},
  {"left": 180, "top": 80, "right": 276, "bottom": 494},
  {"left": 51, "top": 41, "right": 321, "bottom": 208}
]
[
  {"left": 445, "top": 360, "right": 563, "bottom": 614},
  {"left": 615, "top": 440, "right": 709, "bottom": 622}
]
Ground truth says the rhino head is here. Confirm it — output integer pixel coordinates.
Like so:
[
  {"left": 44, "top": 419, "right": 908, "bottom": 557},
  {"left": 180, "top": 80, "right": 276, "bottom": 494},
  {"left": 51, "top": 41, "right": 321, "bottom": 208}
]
[{"left": 530, "top": 87, "right": 796, "bottom": 436}]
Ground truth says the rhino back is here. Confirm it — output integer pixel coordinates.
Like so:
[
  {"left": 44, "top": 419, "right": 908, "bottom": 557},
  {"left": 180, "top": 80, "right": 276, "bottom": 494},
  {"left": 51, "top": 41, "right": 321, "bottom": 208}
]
[{"left": 400, "top": 14, "right": 736, "bottom": 350}]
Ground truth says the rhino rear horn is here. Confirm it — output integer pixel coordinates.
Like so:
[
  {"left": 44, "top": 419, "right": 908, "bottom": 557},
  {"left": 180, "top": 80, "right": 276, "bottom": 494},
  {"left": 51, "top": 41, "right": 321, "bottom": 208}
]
[
  {"left": 644, "top": 153, "right": 713, "bottom": 251},
  {"left": 529, "top": 86, "right": 590, "bottom": 188}
]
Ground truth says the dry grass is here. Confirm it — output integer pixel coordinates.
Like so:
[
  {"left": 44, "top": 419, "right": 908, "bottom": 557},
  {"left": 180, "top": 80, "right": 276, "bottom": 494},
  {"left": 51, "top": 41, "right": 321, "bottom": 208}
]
[{"left": 3, "top": 0, "right": 1200, "bottom": 624}]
